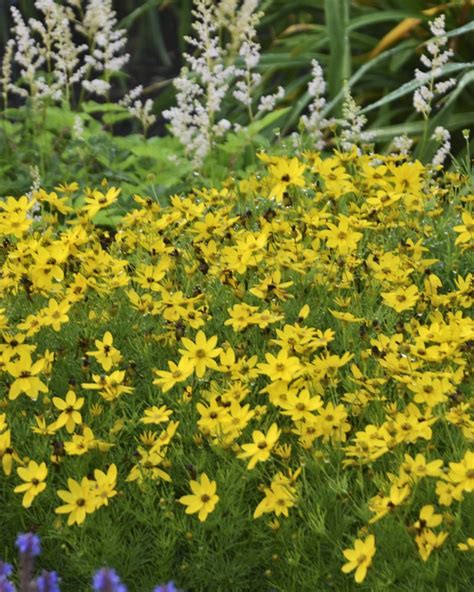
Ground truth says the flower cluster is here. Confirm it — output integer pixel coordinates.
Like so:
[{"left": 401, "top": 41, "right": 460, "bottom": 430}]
[
  {"left": 0, "top": 533, "right": 178, "bottom": 592},
  {"left": 413, "top": 14, "right": 456, "bottom": 117},
  {"left": 3, "top": 0, "right": 129, "bottom": 107},
  {"left": 163, "top": 0, "right": 284, "bottom": 166},
  {"left": 0, "top": 146, "right": 472, "bottom": 588},
  {"left": 299, "top": 59, "right": 334, "bottom": 150}
]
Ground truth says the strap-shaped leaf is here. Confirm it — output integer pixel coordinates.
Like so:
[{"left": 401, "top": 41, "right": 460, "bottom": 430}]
[
  {"left": 369, "top": 112, "right": 474, "bottom": 141},
  {"left": 325, "top": 0, "right": 351, "bottom": 100},
  {"left": 360, "top": 62, "right": 474, "bottom": 114}
]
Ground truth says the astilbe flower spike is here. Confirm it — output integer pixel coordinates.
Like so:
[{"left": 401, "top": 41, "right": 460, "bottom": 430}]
[
  {"left": 163, "top": 0, "right": 283, "bottom": 167},
  {"left": 413, "top": 14, "right": 455, "bottom": 117},
  {"left": 299, "top": 59, "right": 333, "bottom": 150}
]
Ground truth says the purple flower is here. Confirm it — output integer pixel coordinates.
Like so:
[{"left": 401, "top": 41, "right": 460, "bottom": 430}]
[
  {"left": 15, "top": 534, "right": 41, "bottom": 557},
  {"left": 0, "top": 578, "right": 15, "bottom": 592},
  {"left": 154, "top": 583, "right": 179, "bottom": 592},
  {"left": 36, "top": 570, "right": 61, "bottom": 592},
  {"left": 0, "top": 564, "right": 13, "bottom": 579},
  {"left": 92, "top": 568, "right": 127, "bottom": 592}
]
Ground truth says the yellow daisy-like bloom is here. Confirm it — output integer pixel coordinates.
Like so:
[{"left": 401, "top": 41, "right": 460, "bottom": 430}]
[
  {"left": 179, "top": 473, "right": 219, "bottom": 522},
  {"left": 82, "top": 186, "right": 121, "bottom": 219},
  {"left": 52, "top": 390, "right": 84, "bottom": 433},
  {"left": 152, "top": 358, "right": 194, "bottom": 392},
  {"left": 415, "top": 529, "right": 449, "bottom": 562},
  {"left": 14, "top": 460, "right": 48, "bottom": 508},
  {"left": 267, "top": 157, "right": 306, "bottom": 201},
  {"left": 257, "top": 349, "right": 302, "bottom": 382},
  {"left": 381, "top": 284, "right": 420, "bottom": 313},
  {"left": 41, "top": 298, "right": 71, "bottom": 331},
  {"left": 453, "top": 211, "right": 474, "bottom": 246},
  {"left": 341, "top": 534, "right": 376, "bottom": 584},
  {"left": 178, "top": 331, "right": 222, "bottom": 378},
  {"left": 448, "top": 451, "right": 474, "bottom": 493},
  {"left": 6, "top": 351, "right": 48, "bottom": 401},
  {"left": 55, "top": 477, "right": 97, "bottom": 526},
  {"left": 253, "top": 482, "right": 297, "bottom": 519},
  {"left": 141, "top": 405, "right": 172, "bottom": 425},
  {"left": 238, "top": 423, "right": 281, "bottom": 470},
  {"left": 413, "top": 505, "right": 443, "bottom": 531},
  {"left": 86, "top": 331, "right": 122, "bottom": 372},
  {"left": 92, "top": 464, "right": 118, "bottom": 508},
  {"left": 319, "top": 217, "right": 363, "bottom": 255}
]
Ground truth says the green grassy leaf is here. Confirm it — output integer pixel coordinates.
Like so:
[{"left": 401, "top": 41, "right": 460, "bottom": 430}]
[
  {"left": 360, "top": 62, "right": 474, "bottom": 114},
  {"left": 247, "top": 108, "right": 290, "bottom": 136},
  {"left": 369, "top": 112, "right": 474, "bottom": 141},
  {"left": 348, "top": 9, "right": 426, "bottom": 32},
  {"left": 118, "top": 0, "right": 167, "bottom": 28},
  {"left": 445, "top": 20, "right": 474, "bottom": 40},
  {"left": 324, "top": 0, "right": 351, "bottom": 100}
]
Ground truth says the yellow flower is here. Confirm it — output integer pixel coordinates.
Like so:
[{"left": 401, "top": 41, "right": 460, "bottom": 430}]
[
  {"left": 55, "top": 477, "right": 97, "bottom": 525},
  {"left": 341, "top": 534, "right": 376, "bottom": 584},
  {"left": 92, "top": 464, "right": 118, "bottom": 508},
  {"left": 253, "top": 481, "right": 296, "bottom": 519},
  {"left": 52, "top": 390, "right": 84, "bottom": 433},
  {"left": 152, "top": 358, "right": 194, "bottom": 392},
  {"left": 368, "top": 484, "right": 411, "bottom": 523},
  {"left": 6, "top": 351, "right": 48, "bottom": 401},
  {"left": 415, "top": 529, "right": 449, "bottom": 561},
  {"left": 381, "top": 284, "right": 420, "bottom": 313},
  {"left": 413, "top": 505, "right": 443, "bottom": 531},
  {"left": 14, "top": 460, "right": 48, "bottom": 508},
  {"left": 30, "top": 244, "right": 67, "bottom": 291},
  {"left": 401, "top": 453, "right": 443, "bottom": 483},
  {"left": 257, "top": 349, "right": 302, "bottom": 382},
  {"left": 279, "top": 389, "right": 322, "bottom": 422},
  {"left": 224, "top": 303, "right": 259, "bottom": 332},
  {"left": 178, "top": 331, "right": 222, "bottom": 378},
  {"left": 267, "top": 157, "right": 306, "bottom": 201},
  {"left": 64, "top": 426, "right": 102, "bottom": 456},
  {"left": 179, "top": 473, "right": 219, "bottom": 522},
  {"left": 82, "top": 187, "right": 121, "bottom": 219},
  {"left": 141, "top": 405, "right": 173, "bottom": 425},
  {"left": 81, "top": 370, "right": 133, "bottom": 401},
  {"left": 238, "top": 423, "right": 281, "bottom": 470},
  {"left": 319, "top": 217, "right": 363, "bottom": 254},
  {"left": 0, "top": 429, "right": 19, "bottom": 475},
  {"left": 86, "top": 331, "right": 122, "bottom": 372},
  {"left": 453, "top": 211, "right": 474, "bottom": 246},
  {"left": 329, "top": 309, "right": 365, "bottom": 323},
  {"left": 448, "top": 451, "right": 474, "bottom": 493},
  {"left": 390, "top": 160, "right": 424, "bottom": 194},
  {"left": 126, "top": 446, "right": 171, "bottom": 483},
  {"left": 31, "top": 415, "right": 59, "bottom": 436},
  {"left": 457, "top": 537, "right": 474, "bottom": 552}
]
